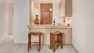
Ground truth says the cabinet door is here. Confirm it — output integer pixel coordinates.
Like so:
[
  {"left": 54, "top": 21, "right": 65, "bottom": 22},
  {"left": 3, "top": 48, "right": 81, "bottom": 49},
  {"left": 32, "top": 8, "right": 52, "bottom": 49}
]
[
  {"left": 65, "top": 0, "right": 72, "bottom": 17},
  {"left": 59, "top": 0, "right": 65, "bottom": 18},
  {"left": 59, "top": 0, "right": 72, "bottom": 17},
  {"left": 63, "top": 28, "right": 72, "bottom": 44}
]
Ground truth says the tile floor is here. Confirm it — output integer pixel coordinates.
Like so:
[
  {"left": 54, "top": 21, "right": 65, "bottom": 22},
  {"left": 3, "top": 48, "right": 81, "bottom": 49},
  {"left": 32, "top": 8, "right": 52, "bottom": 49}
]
[{"left": 0, "top": 36, "right": 77, "bottom": 53}]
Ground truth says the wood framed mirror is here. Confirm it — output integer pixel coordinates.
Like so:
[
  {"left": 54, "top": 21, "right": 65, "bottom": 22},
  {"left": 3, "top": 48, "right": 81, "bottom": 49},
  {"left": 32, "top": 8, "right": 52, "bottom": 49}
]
[{"left": 29, "top": 0, "right": 53, "bottom": 25}]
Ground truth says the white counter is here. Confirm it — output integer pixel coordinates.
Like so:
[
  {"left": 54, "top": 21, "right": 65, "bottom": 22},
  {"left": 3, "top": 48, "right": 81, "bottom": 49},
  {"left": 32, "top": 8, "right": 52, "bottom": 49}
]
[
  {"left": 28, "top": 25, "right": 66, "bottom": 29},
  {"left": 28, "top": 25, "right": 72, "bottom": 44}
]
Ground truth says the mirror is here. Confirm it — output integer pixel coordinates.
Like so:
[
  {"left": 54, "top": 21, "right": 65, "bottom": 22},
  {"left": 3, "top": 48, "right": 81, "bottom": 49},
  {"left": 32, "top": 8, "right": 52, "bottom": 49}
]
[{"left": 30, "top": 0, "right": 72, "bottom": 26}]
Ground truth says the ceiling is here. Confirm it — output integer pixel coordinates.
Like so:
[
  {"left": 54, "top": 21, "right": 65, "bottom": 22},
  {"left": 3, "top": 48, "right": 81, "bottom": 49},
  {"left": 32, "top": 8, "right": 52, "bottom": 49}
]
[{"left": 34, "top": 0, "right": 61, "bottom": 3}]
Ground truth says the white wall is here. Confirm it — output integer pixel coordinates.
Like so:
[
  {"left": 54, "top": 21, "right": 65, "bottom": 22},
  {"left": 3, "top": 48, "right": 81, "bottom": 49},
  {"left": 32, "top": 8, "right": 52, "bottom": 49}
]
[
  {"left": 8, "top": 2, "right": 14, "bottom": 35},
  {"left": 14, "top": 0, "right": 29, "bottom": 43},
  {"left": 72, "top": 0, "right": 94, "bottom": 53},
  {"left": 0, "top": 0, "right": 8, "bottom": 42}
]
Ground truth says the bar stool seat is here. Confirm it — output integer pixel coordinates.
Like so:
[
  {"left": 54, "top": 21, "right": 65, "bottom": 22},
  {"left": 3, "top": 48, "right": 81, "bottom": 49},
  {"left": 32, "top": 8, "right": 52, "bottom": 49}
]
[
  {"left": 28, "top": 32, "right": 42, "bottom": 52},
  {"left": 50, "top": 31, "right": 63, "bottom": 52}
]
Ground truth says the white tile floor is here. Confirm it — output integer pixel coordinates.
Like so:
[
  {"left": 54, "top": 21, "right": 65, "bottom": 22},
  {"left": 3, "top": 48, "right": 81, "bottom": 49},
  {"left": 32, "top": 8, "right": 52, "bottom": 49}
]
[{"left": 0, "top": 36, "right": 77, "bottom": 53}]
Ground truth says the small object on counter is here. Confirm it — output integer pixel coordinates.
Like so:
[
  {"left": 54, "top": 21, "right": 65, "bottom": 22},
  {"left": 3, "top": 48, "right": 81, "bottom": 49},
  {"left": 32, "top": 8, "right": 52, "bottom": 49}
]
[
  {"left": 66, "top": 24, "right": 70, "bottom": 28},
  {"left": 63, "top": 17, "right": 66, "bottom": 22},
  {"left": 57, "top": 23, "right": 62, "bottom": 25},
  {"left": 53, "top": 19, "right": 55, "bottom": 25},
  {"left": 35, "top": 15, "right": 39, "bottom": 24}
]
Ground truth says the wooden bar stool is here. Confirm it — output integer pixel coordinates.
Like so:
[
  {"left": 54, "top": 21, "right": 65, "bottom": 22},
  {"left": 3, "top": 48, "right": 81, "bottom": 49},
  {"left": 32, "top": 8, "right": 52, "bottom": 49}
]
[
  {"left": 28, "top": 32, "right": 42, "bottom": 52},
  {"left": 50, "top": 31, "right": 63, "bottom": 52}
]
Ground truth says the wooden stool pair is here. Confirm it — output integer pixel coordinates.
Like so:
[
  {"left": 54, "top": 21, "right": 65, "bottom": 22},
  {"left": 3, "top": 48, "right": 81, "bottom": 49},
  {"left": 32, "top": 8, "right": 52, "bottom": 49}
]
[{"left": 28, "top": 31, "right": 63, "bottom": 52}]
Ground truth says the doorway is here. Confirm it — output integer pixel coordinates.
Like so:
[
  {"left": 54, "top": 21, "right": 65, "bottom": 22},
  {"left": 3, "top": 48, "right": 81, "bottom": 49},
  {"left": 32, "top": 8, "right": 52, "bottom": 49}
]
[{"left": 40, "top": 3, "right": 52, "bottom": 24}]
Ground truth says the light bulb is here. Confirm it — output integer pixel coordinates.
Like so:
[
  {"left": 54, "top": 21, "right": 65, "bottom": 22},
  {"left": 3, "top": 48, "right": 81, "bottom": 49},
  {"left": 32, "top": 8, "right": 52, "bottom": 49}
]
[{"left": 50, "top": 8, "right": 52, "bottom": 11}]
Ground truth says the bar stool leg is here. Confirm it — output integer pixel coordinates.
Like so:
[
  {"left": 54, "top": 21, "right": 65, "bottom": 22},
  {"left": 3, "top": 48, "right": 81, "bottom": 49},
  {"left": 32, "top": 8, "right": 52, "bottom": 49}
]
[
  {"left": 28, "top": 36, "right": 29, "bottom": 51},
  {"left": 50, "top": 33, "right": 52, "bottom": 49},
  {"left": 28, "top": 33, "right": 31, "bottom": 51},
  {"left": 53, "top": 35, "right": 55, "bottom": 52},
  {"left": 57, "top": 35, "right": 60, "bottom": 47},
  {"left": 60, "top": 34, "right": 63, "bottom": 49},
  {"left": 39, "top": 34, "right": 41, "bottom": 51},
  {"left": 30, "top": 35, "right": 31, "bottom": 49}
]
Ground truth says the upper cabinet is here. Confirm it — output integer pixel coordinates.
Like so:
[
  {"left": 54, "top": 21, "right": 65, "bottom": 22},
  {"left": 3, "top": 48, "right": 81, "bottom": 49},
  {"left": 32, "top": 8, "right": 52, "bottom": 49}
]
[
  {"left": 65, "top": 0, "right": 72, "bottom": 17},
  {"left": 59, "top": 0, "right": 65, "bottom": 18},
  {"left": 59, "top": 0, "right": 72, "bottom": 17}
]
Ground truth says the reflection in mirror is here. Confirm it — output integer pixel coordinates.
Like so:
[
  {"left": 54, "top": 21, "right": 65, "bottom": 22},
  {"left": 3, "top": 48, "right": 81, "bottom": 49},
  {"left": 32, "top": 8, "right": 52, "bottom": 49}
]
[{"left": 30, "top": 0, "right": 71, "bottom": 27}]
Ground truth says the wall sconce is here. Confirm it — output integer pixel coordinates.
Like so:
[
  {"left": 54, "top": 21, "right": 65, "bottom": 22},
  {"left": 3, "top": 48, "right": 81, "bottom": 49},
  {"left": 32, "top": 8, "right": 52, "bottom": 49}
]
[
  {"left": 35, "top": 6, "right": 38, "bottom": 12},
  {"left": 50, "top": 8, "right": 52, "bottom": 11}
]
